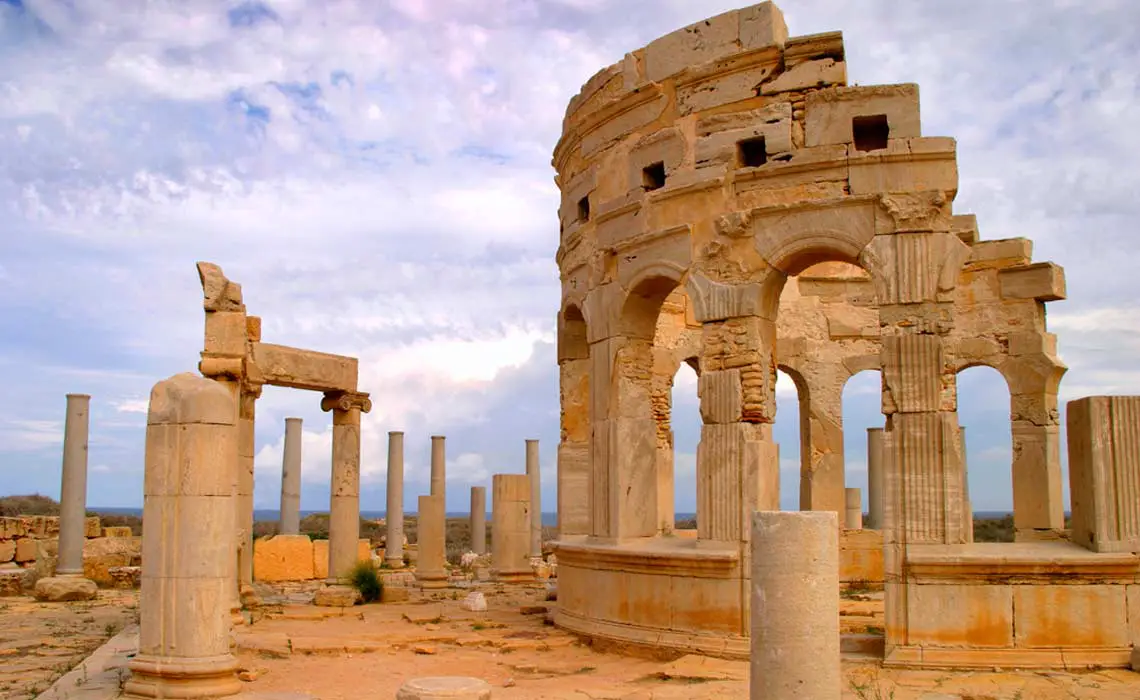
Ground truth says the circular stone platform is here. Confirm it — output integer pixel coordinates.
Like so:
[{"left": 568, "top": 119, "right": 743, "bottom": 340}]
[{"left": 396, "top": 676, "right": 493, "bottom": 700}]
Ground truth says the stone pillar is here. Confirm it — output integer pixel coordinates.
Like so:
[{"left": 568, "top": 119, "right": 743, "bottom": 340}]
[
  {"left": 236, "top": 389, "right": 258, "bottom": 593},
  {"left": 844, "top": 488, "right": 863, "bottom": 530},
  {"left": 797, "top": 373, "right": 848, "bottom": 522},
  {"left": 557, "top": 308, "right": 592, "bottom": 538},
  {"left": 430, "top": 435, "right": 446, "bottom": 498},
  {"left": 321, "top": 391, "right": 372, "bottom": 583},
  {"left": 386, "top": 431, "right": 405, "bottom": 568},
  {"left": 1067, "top": 396, "right": 1140, "bottom": 552},
  {"left": 525, "top": 439, "right": 542, "bottom": 558},
  {"left": 124, "top": 373, "right": 241, "bottom": 700},
  {"left": 279, "top": 417, "right": 303, "bottom": 535},
  {"left": 961, "top": 427, "right": 973, "bottom": 543},
  {"left": 866, "top": 428, "right": 884, "bottom": 529},
  {"left": 491, "top": 474, "right": 533, "bottom": 582},
  {"left": 57, "top": 394, "right": 91, "bottom": 576},
  {"left": 751, "top": 511, "right": 840, "bottom": 700},
  {"left": 415, "top": 494, "right": 448, "bottom": 589},
  {"left": 35, "top": 394, "right": 98, "bottom": 602},
  {"left": 470, "top": 486, "right": 486, "bottom": 555}
]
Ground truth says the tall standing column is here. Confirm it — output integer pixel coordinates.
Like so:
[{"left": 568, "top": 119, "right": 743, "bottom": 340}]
[
  {"left": 470, "top": 486, "right": 487, "bottom": 555},
  {"left": 526, "top": 439, "right": 542, "bottom": 558},
  {"left": 321, "top": 391, "right": 372, "bottom": 583},
  {"left": 751, "top": 511, "right": 840, "bottom": 700},
  {"left": 386, "top": 431, "right": 405, "bottom": 568},
  {"left": 415, "top": 494, "right": 448, "bottom": 589},
  {"left": 57, "top": 394, "right": 91, "bottom": 576},
  {"left": 961, "top": 426, "right": 973, "bottom": 543},
  {"left": 125, "top": 373, "right": 241, "bottom": 700},
  {"left": 430, "top": 435, "right": 446, "bottom": 498},
  {"left": 236, "top": 389, "right": 259, "bottom": 592},
  {"left": 491, "top": 474, "right": 534, "bottom": 583},
  {"left": 866, "top": 428, "right": 884, "bottom": 529},
  {"left": 279, "top": 417, "right": 303, "bottom": 535}
]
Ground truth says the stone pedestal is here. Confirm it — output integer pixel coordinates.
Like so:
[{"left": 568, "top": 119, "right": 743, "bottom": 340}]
[
  {"left": 396, "top": 677, "right": 492, "bottom": 700},
  {"left": 386, "top": 431, "right": 406, "bottom": 568},
  {"left": 866, "top": 428, "right": 884, "bottom": 529},
  {"left": 280, "top": 417, "right": 303, "bottom": 535},
  {"left": 430, "top": 435, "right": 446, "bottom": 498},
  {"left": 470, "top": 486, "right": 486, "bottom": 555},
  {"left": 124, "top": 373, "right": 241, "bottom": 700},
  {"left": 845, "top": 488, "right": 863, "bottom": 530},
  {"left": 321, "top": 391, "right": 371, "bottom": 583},
  {"left": 492, "top": 474, "right": 533, "bottom": 583},
  {"left": 751, "top": 511, "right": 839, "bottom": 700},
  {"left": 415, "top": 495, "right": 448, "bottom": 589},
  {"left": 525, "top": 439, "right": 542, "bottom": 558}
]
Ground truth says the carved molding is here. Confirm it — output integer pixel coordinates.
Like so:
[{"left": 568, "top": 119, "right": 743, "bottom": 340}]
[{"left": 321, "top": 391, "right": 373, "bottom": 414}]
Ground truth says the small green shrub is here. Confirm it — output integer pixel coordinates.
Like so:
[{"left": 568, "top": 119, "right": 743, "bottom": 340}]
[{"left": 348, "top": 560, "right": 383, "bottom": 603}]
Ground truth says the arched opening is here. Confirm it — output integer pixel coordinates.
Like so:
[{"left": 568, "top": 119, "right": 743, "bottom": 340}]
[
  {"left": 671, "top": 359, "right": 700, "bottom": 533},
  {"left": 557, "top": 302, "right": 592, "bottom": 537},
  {"left": 773, "top": 367, "right": 804, "bottom": 510},
  {"left": 956, "top": 365, "right": 1014, "bottom": 542},
  {"left": 842, "top": 369, "right": 883, "bottom": 527}
]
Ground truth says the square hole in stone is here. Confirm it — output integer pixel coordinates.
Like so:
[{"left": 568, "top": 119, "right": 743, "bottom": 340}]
[
  {"left": 577, "top": 195, "right": 590, "bottom": 222},
  {"left": 738, "top": 136, "right": 767, "bottom": 167},
  {"left": 642, "top": 162, "right": 666, "bottom": 191},
  {"left": 852, "top": 114, "right": 890, "bottom": 152}
]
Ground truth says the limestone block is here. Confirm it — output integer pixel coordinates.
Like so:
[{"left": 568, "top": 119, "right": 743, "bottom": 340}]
[
  {"left": 461, "top": 592, "right": 487, "bottom": 612},
  {"left": 644, "top": 8, "right": 742, "bottom": 83},
  {"left": 565, "top": 62, "right": 623, "bottom": 122},
  {"left": 313, "top": 585, "right": 361, "bottom": 608},
  {"left": 906, "top": 583, "right": 1013, "bottom": 647},
  {"left": 34, "top": 576, "right": 98, "bottom": 602},
  {"left": 848, "top": 138, "right": 958, "bottom": 196},
  {"left": 203, "top": 309, "right": 248, "bottom": 356},
  {"left": 760, "top": 58, "right": 846, "bottom": 95},
  {"left": 677, "top": 58, "right": 780, "bottom": 116},
  {"left": 0, "top": 540, "right": 13, "bottom": 563},
  {"left": 84, "top": 517, "right": 101, "bottom": 538},
  {"left": 805, "top": 83, "right": 921, "bottom": 148},
  {"left": 0, "top": 570, "right": 25, "bottom": 596},
  {"left": 253, "top": 535, "right": 316, "bottom": 582},
  {"left": 694, "top": 120, "right": 794, "bottom": 167},
  {"left": 627, "top": 128, "right": 685, "bottom": 191},
  {"left": 14, "top": 538, "right": 35, "bottom": 563},
  {"left": 967, "top": 238, "right": 1032, "bottom": 269},
  {"left": 998, "top": 263, "right": 1066, "bottom": 302},
  {"left": 84, "top": 537, "right": 142, "bottom": 585},
  {"left": 103, "top": 526, "right": 134, "bottom": 538},
  {"left": 381, "top": 586, "right": 410, "bottom": 603},
  {"left": 1068, "top": 396, "right": 1140, "bottom": 553},
  {"left": 838, "top": 529, "right": 883, "bottom": 584},
  {"left": 699, "top": 369, "right": 743, "bottom": 424},
  {"left": 0, "top": 516, "right": 27, "bottom": 539},
  {"left": 783, "top": 30, "right": 844, "bottom": 68},
  {"left": 739, "top": 2, "right": 788, "bottom": 49},
  {"left": 313, "top": 539, "right": 329, "bottom": 580},
  {"left": 580, "top": 93, "right": 668, "bottom": 157},
  {"left": 1013, "top": 585, "right": 1128, "bottom": 648},
  {"left": 108, "top": 566, "right": 142, "bottom": 589},
  {"left": 396, "top": 677, "right": 492, "bottom": 700},
  {"left": 252, "top": 342, "right": 358, "bottom": 392},
  {"left": 22, "top": 515, "right": 59, "bottom": 538}
]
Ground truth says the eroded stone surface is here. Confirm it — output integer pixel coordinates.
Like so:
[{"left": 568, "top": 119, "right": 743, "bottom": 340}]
[{"left": 33, "top": 576, "right": 97, "bottom": 602}]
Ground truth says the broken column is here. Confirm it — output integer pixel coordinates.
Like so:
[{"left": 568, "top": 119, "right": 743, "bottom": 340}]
[
  {"left": 34, "top": 393, "right": 97, "bottom": 602},
  {"left": 386, "top": 430, "right": 405, "bottom": 568},
  {"left": 845, "top": 488, "right": 863, "bottom": 530},
  {"left": 470, "top": 486, "right": 487, "bottom": 555},
  {"left": 279, "top": 417, "right": 303, "bottom": 535},
  {"left": 430, "top": 435, "right": 446, "bottom": 498},
  {"left": 751, "top": 511, "right": 840, "bottom": 700},
  {"left": 491, "top": 474, "right": 533, "bottom": 583},
  {"left": 321, "top": 390, "right": 372, "bottom": 583},
  {"left": 125, "top": 373, "right": 241, "bottom": 699},
  {"left": 396, "top": 677, "right": 492, "bottom": 700},
  {"left": 866, "top": 428, "right": 884, "bottom": 529},
  {"left": 415, "top": 494, "right": 448, "bottom": 589},
  {"left": 526, "top": 439, "right": 542, "bottom": 558}
]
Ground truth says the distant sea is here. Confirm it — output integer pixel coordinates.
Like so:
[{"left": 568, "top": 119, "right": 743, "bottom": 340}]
[{"left": 88, "top": 508, "right": 1020, "bottom": 527}]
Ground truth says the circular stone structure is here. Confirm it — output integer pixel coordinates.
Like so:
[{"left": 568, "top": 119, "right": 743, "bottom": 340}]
[
  {"left": 395, "top": 677, "right": 492, "bottom": 700},
  {"left": 552, "top": 1, "right": 1069, "bottom": 664}
]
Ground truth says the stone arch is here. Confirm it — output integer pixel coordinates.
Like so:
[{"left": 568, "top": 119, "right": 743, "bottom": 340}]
[
  {"left": 621, "top": 268, "right": 686, "bottom": 340},
  {"left": 557, "top": 300, "right": 593, "bottom": 537}
]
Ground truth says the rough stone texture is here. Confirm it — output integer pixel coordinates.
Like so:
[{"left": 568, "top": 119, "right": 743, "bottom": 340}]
[
  {"left": 415, "top": 495, "right": 448, "bottom": 589},
  {"left": 312, "top": 585, "right": 361, "bottom": 608},
  {"left": 253, "top": 535, "right": 316, "bottom": 582},
  {"left": 1067, "top": 396, "right": 1140, "bottom": 553},
  {"left": 525, "top": 440, "right": 542, "bottom": 558},
  {"left": 387, "top": 431, "right": 406, "bottom": 567},
  {"left": 491, "top": 475, "right": 534, "bottom": 583},
  {"left": 396, "top": 677, "right": 492, "bottom": 700},
  {"left": 469, "top": 486, "right": 486, "bottom": 556},
  {"left": 57, "top": 394, "right": 92, "bottom": 578},
  {"left": 280, "top": 417, "right": 303, "bottom": 535},
  {"left": 33, "top": 576, "right": 97, "bottom": 602}
]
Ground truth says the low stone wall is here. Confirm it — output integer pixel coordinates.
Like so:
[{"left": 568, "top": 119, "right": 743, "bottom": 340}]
[
  {"left": 0, "top": 515, "right": 142, "bottom": 595},
  {"left": 253, "top": 534, "right": 374, "bottom": 582}
]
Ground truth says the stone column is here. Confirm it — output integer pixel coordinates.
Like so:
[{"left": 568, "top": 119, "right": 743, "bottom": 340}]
[
  {"left": 35, "top": 394, "right": 98, "bottom": 601},
  {"left": 321, "top": 391, "right": 372, "bottom": 583},
  {"left": 470, "top": 486, "right": 486, "bottom": 555},
  {"left": 961, "top": 427, "right": 973, "bottom": 543},
  {"left": 557, "top": 308, "right": 592, "bottom": 537},
  {"left": 525, "top": 439, "right": 542, "bottom": 558},
  {"left": 125, "top": 373, "right": 241, "bottom": 700},
  {"left": 491, "top": 474, "right": 533, "bottom": 582},
  {"left": 866, "top": 428, "right": 884, "bottom": 529},
  {"left": 797, "top": 372, "right": 848, "bottom": 521},
  {"left": 430, "top": 435, "right": 446, "bottom": 499},
  {"left": 386, "top": 431, "right": 405, "bottom": 568},
  {"left": 845, "top": 488, "right": 863, "bottom": 530},
  {"left": 751, "top": 511, "right": 840, "bottom": 700},
  {"left": 279, "top": 417, "right": 303, "bottom": 535},
  {"left": 415, "top": 494, "right": 448, "bottom": 589},
  {"left": 236, "top": 388, "right": 258, "bottom": 593}
]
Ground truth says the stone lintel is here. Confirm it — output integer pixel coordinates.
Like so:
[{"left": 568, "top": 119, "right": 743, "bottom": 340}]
[{"left": 253, "top": 342, "right": 359, "bottom": 392}]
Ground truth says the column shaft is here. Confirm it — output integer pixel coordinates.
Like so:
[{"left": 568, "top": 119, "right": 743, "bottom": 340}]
[
  {"left": 525, "top": 439, "right": 542, "bottom": 557},
  {"left": 386, "top": 431, "right": 405, "bottom": 567},
  {"left": 492, "top": 474, "right": 533, "bottom": 582},
  {"left": 430, "top": 435, "right": 446, "bottom": 499},
  {"left": 327, "top": 405, "right": 362, "bottom": 583},
  {"left": 844, "top": 488, "right": 863, "bottom": 530},
  {"left": 866, "top": 428, "right": 884, "bottom": 529},
  {"left": 57, "top": 394, "right": 91, "bottom": 576},
  {"left": 470, "top": 486, "right": 486, "bottom": 555},
  {"left": 279, "top": 417, "right": 302, "bottom": 535},
  {"left": 236, "top": 391, "right": 256, "bottom": 589},
  {"left": 415, "top": 494, "right": 448, "bottom": 588}
]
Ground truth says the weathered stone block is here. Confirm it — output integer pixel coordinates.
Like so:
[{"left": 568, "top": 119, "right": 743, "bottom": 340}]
[
  {"left": 1013, "top": 585, "right": 1129, "bottom": 648},
  {"left": 644, "top": 8, "right": 743, "bottom": 83},
  {"left": 0, "top": 517, "right": 27, "bottom": 539},
  {"left": 103, "top": 526, "right": 134, "bottom": 538},
  {"left": 998, "top": 263, "right": 1066, "bottom": 302},
  {"left": 83, "top": 537, "right": 142, "bottom": 585},
  {"left": 739, "top": 2, "right": 788, "bottom": 50},
  {"left": 805, "top": 84, "right": 921, "bottom": 148},
  {"left": 906, "top": 583, "right": 1013, "bottom": 647},
  {"left": 0, "top": 570, "right": 25, "bottom": 596},
  {"left": 254, "top": 534, "right": 316, "bottom": 582},
  {"left": 84, "top": 517, "right": 101, "bottom": 538},
  {"left": 34, "top": 576, "right": 98, "bottom": 602},
  {"left": 0, "top": 541, "right": 14, "bottom": 563},
  {"left": 108, "top": 566, "right": 142, "bottom": 589},
  {"left": 1068, "top": 396, "right": 1140, "bottom": 553},
  {"left": 381, "top": 586, "right": 411, "bottom": 604},
  {"left": 313, "top": 585, "right": 361, "bottom": 608},
  {"left": 760, "top": 58, "right": 845, "bottom": 94},
  {"left": 252, "top": 343, "right": 359, "bottom": 393},
  {"left": 14, "top": 538, "right": 36, "bottom": 563}
]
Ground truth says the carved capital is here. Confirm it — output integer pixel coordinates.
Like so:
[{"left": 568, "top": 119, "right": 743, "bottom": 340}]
[
  {"left": 875, "top": 191, "right": 951, "bottom": 233},
  {"left": 321, "top": 391, "right": 372, "bottom": 414},
  {"left": 714, "top": 210, "right": 753, "bottom": 239}
]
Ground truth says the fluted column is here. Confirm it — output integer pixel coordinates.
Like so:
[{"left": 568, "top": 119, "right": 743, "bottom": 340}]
[
  {"left": 279, "top": 417, "right": 303, "bottom": 535},
  {"left": 321, "top": 391, "right": 372, "bottom": 583},
  {"left": 525, "top": 439, "right": 542, "bottom": 557},
  {"left": 386, "top": 431, "right": 405, "bottom": 567}
]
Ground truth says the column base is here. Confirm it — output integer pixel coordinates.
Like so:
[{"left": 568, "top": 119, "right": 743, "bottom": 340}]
[
  {"left": 415, "top": 570, "right": 449, "bottom": 590},
  {"left": 491, "top": 569, "right": 536, "bottom": 584},
  {"left": 124, "top": 653, "right": 241, "bottom": 699},
  {"left": 384, "top": 558, "right": 406, "bottom": 569},
  {"left": 33, "top": 576, "right": 97, "bottom": 602}
]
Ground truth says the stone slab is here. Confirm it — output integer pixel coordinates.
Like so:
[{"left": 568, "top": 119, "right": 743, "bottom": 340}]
[{"left": 34, "top": 576, "right": 98, "bottom": 602}]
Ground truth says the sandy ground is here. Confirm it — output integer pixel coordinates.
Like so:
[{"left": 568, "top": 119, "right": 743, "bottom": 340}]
[
  {"left": 0, "top": 590, "right": 139, "bottom": 700},
  {"left": 229, "top": 583, "right": 1140, "bottom": 700}
]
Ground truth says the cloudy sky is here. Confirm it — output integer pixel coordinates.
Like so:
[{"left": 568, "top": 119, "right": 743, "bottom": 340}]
[{"left": 1, "top": 0, "right": 1137, "bottom": 518}]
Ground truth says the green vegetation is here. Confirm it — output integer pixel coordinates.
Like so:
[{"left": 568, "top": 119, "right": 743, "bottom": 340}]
[
  {"left": 0, "top": 493, "right": 59, "bottom": 516},
  {"left": 347, "top": 560, "right": 383, "bottom": 603}
]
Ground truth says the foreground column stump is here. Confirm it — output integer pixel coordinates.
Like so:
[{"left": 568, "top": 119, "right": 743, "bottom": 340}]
[
  {"left": 125, "top": 373, "right": 241, "bottom": 700},
  {"left": 415, "top": 494, "right": 449, "bottom": 589},
  {"left": 35, "top": 393, "right": 98, "bottom": 602},
  {"left": 396, "top": 677, "right": 492, "bottom": 700},
  {"left": 491, "top": 474, "right": 534, "bottom": 583},
  {"left": 751, "top": 511, "right": 839, "bottom": 700}
]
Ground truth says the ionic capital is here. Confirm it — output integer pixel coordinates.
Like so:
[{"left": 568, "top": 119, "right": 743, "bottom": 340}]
[{"left": 321, "top": 391, "right": 372, "bottom": 414}]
